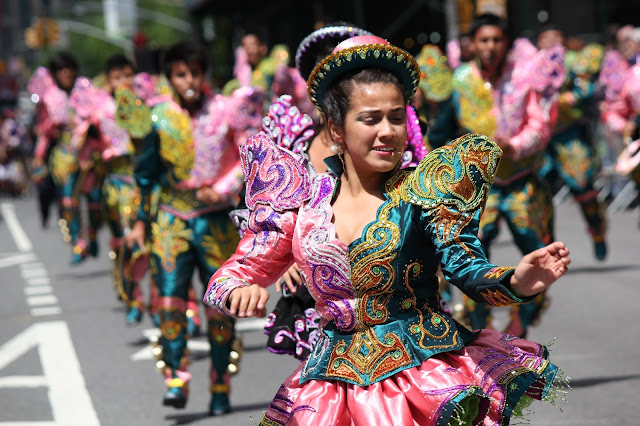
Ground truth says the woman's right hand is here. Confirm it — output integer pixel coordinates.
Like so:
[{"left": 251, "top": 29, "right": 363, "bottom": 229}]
[
  {"left": 276, "top": 263, "right": 302, "bottom": 294},
  {"left": 228, "top": 284, "right": 269, "bottom": 318},
  {"left": 125, "top": 220, "right": 146, "bottom": 252}
]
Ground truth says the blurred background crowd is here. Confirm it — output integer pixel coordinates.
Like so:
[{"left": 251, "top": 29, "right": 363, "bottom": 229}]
[{"left": 1, "top": 0, "right": 639, "bottom": 206}]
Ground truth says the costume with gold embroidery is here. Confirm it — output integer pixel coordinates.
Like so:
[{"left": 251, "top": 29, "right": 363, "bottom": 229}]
[
  {"left": 134, "top": 81, "right": 263, "bottom": 410},
  {"left": 204, "top": 132, "right": 566, "bottom": 426},
  {"left": 538, "top": 43, "right": 607, "bottom": 261},
  {"left": 451, "top": 38, "right": 565, "bottom": 335}
]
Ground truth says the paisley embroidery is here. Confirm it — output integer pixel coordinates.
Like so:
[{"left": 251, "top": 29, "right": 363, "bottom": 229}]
[
  {"left": 241, "top": 132, "right": 311, "bottom": 211},
  {"left": 480, "top": 288, "right": 521, "bottom": 307},
  {"left": 400, "top": 133, "right": 501, "bottom": 212},
  {"left": 325, "top": 328, "right": 412, "bottom": 385},
  {"left": 400, "top": 262, "right": 460, "bottom": 350},
  {"left": 300, "top": 174, "right": 356, "bottom": 331},
  {"left": 350, "top": 182, "right": 401, "bottom": 329}
]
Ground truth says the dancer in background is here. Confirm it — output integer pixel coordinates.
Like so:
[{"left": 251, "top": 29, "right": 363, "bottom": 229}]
[
  {"left": 536, "top": 26, "right": 608, "bottom": 260},
  {"left": 450, "top": 14, "right": 565, "bottom": 338},
  {"left": 126, "top": 40, "right": 263, "bottom": 414},
  {"left": 28, "top": 52, "right": 77, "bottom": 229},
  {"left": 204, "top": 34, "right": 570, "bottom": 425},
  {"left": 600, "top": 41, "right": 640, "bottom": 227}
]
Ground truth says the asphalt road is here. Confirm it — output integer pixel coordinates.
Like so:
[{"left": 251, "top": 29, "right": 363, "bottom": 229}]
[{"left": 0, "top": 193, "right": 638, "bottom": 426}]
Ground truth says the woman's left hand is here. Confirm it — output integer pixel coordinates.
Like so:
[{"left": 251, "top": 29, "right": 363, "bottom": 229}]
[{"left": 510, "top": 241, "right": 571, "bottom": 297}]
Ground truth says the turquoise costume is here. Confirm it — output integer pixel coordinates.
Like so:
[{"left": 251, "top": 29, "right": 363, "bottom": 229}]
[
  {"left": 204, "top": 132, "right": 567, "bottom": 425},
  {"left": 538, "top": 44, "right": 607, "bottom": 260},
  {"left": 450, "top": 39, "right": 565, "bottom": 335},
  {"left": 134, "top": 84, "right": 261, "bottom": 412}
]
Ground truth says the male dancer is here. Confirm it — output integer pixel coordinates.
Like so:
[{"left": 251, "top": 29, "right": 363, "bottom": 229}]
[
  {"left": 450, "top": 14, "right": 564, "bottom": 337},
  {"left": 536, "top": 25, "right": 608, "bottom": 260},
  {"left": 126, "top": 41, "right": 262, "bottom": 414}
]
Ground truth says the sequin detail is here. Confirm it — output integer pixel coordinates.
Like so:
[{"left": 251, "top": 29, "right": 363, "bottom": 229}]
[
  {"left": 483, "top": 266, "right": 515, "bottom": 280},
  {"left": 241, "top": 132, "right": 312, "bottom": 212}
]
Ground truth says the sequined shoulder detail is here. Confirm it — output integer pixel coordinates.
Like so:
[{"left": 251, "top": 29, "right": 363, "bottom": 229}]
[
  {"left": 152, "top": 101, "right": 195, "bottom": 182},
  {"left": 399, "top": 133, "right": 502, "bottom": 212},
  {"left": 261, "top": 95, "right": 315, "bottom": 157},
  {"left": 241, "top": 132, "right": 312, "bottom": 212},
  {"left": 115, "top": 86, "right": 152, "bottom": 139},
  {"left": 571, "top": 43, "right": 604, "bottom": 77},
  {"left": 416, "top": 44, "right": 453, "bottom": 102}
]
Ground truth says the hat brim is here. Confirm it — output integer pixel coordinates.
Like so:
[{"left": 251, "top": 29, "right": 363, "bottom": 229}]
[{"left": 307, "top": 43, "right": 420, "bottom": 112}]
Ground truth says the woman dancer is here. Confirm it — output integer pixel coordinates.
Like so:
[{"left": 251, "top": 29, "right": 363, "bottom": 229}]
[{"left": 205, "top": 35, "right": 570, "bottom": 425}]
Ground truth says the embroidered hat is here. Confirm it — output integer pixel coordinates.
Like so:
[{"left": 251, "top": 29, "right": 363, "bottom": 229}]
[
  {"left": 307, "top": 35, "right": 420, "bottom": 111},
  {"left": 295, "top": 25, "right": 374, "bottom": 81}
]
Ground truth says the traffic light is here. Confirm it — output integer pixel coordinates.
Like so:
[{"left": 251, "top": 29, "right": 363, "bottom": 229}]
[
  {"left": 46, "top": 19, "right": 60, "bottom": 45},
  {"left": 24, "top": 22, "right": 45, "bottom": 49},
  {"left": 24, "top": 18, "right": 61, "bottom": 49}
]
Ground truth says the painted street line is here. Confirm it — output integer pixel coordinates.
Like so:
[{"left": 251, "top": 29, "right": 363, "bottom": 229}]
[
  {"left": 0, "top": 375, "right": 48, "bottom": 387},
  {"left": 0, "top": 202, "right": 33, "bottom": 252},
  {"left": 0, "top": 252, "right": 37, "bottom": 269},
  {"left": 0, "top": 321, "right": 100, "bottom": 425},
  {"left": 24, "top": 286, "right": 54, "bottom": 296},
  {"left": 25, "top": 277, "right": 51, "bottom": 286},
  {"left": 30, "top": 307, "right": 63, "bottom": 317},
  {"left": 26, "top": 295, "right": 59, "bottom": 307},
  {"left": 21, "top": 267, "right": 49, "bottom": 279}
]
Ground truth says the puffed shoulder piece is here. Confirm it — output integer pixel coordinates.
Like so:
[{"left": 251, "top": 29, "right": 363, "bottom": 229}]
[
  {"left": 241, "top": 131, "right": 312, "bottom": 212},
  {"left": 400, "top": 133, "right": 502, "bottom": 212}
]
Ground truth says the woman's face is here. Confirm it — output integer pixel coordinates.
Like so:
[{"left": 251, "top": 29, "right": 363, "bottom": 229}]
[
  {"left": 334, "top": 82, "right": 407, "bottom": 174},
  {"left": 169, "top": 60, "right": 203, "bottom": 105}
]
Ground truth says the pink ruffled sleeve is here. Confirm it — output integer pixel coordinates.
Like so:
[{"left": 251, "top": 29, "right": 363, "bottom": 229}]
[
  {"left": 508, "top": 90, "right": 555, "bottom": 160},
  {"left": 203, "top": 207, "right": 297, "bottom": 316},
  {"left": 203, "top": 132, "right": 312, "bottom": 315}
]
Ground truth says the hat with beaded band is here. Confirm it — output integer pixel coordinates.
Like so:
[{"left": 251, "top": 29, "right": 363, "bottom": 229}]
[
  {"left": 307, "top": 35, "right": 421, "bottom": 112},
  {"left": 295, "top": 25, "right": 374, "bottom": 82}
]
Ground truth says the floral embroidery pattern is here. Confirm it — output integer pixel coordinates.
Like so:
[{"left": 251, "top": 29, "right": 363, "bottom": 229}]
[{"left": 151, "top": 211, "right": 193, "bottom": 273}]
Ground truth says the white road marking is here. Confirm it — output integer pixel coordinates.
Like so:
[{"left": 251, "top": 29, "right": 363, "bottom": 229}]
[
  {"left": 0, "top": 321, "right": 100, "bottom": 425},
  {"left": 0, "top": 252, "right": 37, "bottom": 269},
  {"left": 26, "top": 295, "right": 58, "bottom": 307},
  {"left": 21, "top": 268, "right": 49, "bottom": 279},
  {"left": 0, "top": 375, "right": 48, "bottom": 387},
  {"left": 30, "top": 307, "right": 63, "bottom": 317},
  {"left": 0, "top": 202, "right": 33, "bottom": 252},
  {"left": 24, "top": 286, "right": 53, "bottom": 295},
  {"left": 26, "top": 277, "right": 51, "bottom": 286}
]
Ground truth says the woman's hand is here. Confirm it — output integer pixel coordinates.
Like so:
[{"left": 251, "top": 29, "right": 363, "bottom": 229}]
[
  {"left": 276, "top": 263, "right": 302, "bottom": 294},
  {"left": 228, "top": 284, "right": 269, "bottom": 318},
  {"left": 125, "top": 220, "right": 146, "bottom": 252},
  {"left": 510, "top": 241, "right": 571, "bottom": 297}
]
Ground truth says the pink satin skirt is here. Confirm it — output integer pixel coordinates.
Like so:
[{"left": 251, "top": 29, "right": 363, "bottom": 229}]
[{"left": 260, "top": 329, "right": 564, "bottom": 426}]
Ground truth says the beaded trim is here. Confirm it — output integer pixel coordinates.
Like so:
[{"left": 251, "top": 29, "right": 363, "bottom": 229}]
[{"left": 307, "top": 43, "right": 420, "bottom": 111}]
